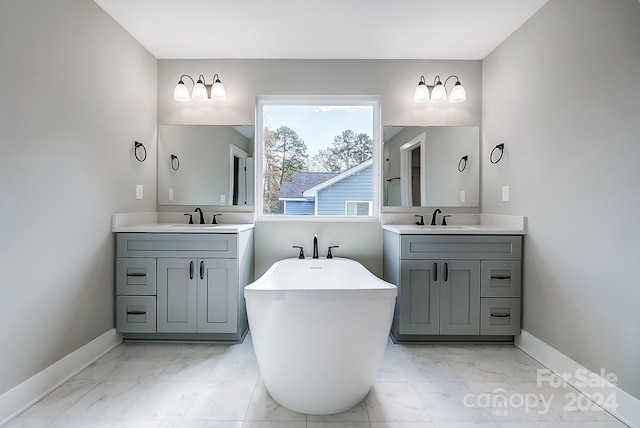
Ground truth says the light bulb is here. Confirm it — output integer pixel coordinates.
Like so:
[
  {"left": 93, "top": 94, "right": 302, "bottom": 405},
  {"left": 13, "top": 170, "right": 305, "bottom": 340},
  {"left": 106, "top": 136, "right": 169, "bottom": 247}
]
[
  {"left": 413, "top": 76, "right": 429, "bottom": 103},
  {"left": 211, "top": 75, "right": 227, "bottom": 101},
  {"left": 430, "top": 82, "right": 447, "bottom": 103},
  {"left": 173, "top": 81, "right": 190, "bottom": 102},
  {"left": 449, "top": 81, "right": 467, "bottom": 103},
  {"left": 192, "top": 76, "right": 208, "bottom": 100}
]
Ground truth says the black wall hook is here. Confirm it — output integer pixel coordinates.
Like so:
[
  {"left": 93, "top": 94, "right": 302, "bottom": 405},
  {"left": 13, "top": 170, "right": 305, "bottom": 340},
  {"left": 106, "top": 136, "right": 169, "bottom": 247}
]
[
  {"left": 134, "top": 141, "right": 147, "bottom": 162},
  {"left": 170, "top": 154, "right": 180, "bottom": 171},
  {"left": 490, "top": 143, "right": 505, "bottom": 164}
]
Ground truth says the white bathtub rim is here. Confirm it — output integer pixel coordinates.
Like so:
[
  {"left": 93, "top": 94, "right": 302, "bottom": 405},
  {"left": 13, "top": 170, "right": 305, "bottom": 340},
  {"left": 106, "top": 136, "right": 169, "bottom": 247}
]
[{"left": 245, "top": 257, "right": 397, "bottom": 293}]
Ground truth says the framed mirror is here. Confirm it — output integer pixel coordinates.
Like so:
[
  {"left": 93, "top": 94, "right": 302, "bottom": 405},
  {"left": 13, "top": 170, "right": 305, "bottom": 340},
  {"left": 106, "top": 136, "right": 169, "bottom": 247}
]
[
  {"left": 158, "top": 125, "right": 255, "bottom": 206},
  {"left": 383, "top": 126, "right": 479, "bottom": 207}
]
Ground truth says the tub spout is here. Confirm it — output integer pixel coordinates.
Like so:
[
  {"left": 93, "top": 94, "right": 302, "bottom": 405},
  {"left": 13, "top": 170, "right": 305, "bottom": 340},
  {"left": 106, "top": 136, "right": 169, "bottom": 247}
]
[{"left": 313, "top": 234, "right": 319, "bottom": 259}]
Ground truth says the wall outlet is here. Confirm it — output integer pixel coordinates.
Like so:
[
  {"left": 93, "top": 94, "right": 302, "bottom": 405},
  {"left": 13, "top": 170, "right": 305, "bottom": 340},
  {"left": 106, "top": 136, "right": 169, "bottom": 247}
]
[
  {"left": 136, "top": 184, "right": 144, "bottom": 200},
  {"left": 219, "top": 194, "right": 226, "bottom": 204},
  {"left": 168, "top": 188, "right": 174, "bottom": 202},
  {"left": 460, "top": 190, "right": 466, "bottom": 203},
  {"left": 502, "top": 185, "right": 510, "bottom": 202}
]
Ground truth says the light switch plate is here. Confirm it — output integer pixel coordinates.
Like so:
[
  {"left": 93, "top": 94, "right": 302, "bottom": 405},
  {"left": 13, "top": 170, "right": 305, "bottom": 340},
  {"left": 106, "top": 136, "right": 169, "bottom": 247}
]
[
  {"left": 136, "top": 184, "right": 143, "bottom": 200},
  {"left": 502, "top": 185, "right": 510, "bottom": 202},
  {"left": 219, "top": 194, "right": 226, "bottom": 204},
  {"left": 460, "top": 190, "right": 466, "bottom": 203},
  {"left": 168, "top": 188, "right": 174, "bottom": 202}
]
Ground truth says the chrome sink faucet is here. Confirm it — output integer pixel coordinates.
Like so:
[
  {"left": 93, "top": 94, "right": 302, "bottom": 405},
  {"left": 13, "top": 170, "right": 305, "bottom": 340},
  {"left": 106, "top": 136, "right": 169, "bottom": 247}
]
[{"left": 313, "top": 234, "right": 319, "bottom": 259}]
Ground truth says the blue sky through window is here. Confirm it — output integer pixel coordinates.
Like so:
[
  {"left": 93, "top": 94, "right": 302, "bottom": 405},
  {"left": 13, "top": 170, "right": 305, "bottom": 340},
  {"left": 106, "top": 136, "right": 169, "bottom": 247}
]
[{"left": 263, "top": 105, "right": 373, "bottom": 159}]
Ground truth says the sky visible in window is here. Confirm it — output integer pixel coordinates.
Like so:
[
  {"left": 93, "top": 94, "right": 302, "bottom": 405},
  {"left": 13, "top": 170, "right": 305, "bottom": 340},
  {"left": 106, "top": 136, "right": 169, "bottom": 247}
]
[{"left": 263, "top": 105, "right": 373, "bottom": 159}]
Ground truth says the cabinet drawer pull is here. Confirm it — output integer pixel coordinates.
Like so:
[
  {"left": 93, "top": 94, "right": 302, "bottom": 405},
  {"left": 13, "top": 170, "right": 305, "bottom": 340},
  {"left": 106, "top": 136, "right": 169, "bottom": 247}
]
[
  {"left": 127, "top": 310, "right": 147, "bottom": 315},
  {"left": 189, "top": 261, "right": 194, "bottom": 280},
  {"left": 490, "top": 313, "right": 511, "bottom": 318},
  {"left": 200, "top": 261, "right": 204, "bottom": 280},
  {"left": 433, "top": 263, "right": 438, "bottom": 281},
  {"left": 443, "top": 262, "right": 449, "bottom": 282},
  {"left": 491, "top": 275, "right": 511, "bottom": 280},
  {"left": 126, "top": 273, "right": 147, "bottom": 277}
]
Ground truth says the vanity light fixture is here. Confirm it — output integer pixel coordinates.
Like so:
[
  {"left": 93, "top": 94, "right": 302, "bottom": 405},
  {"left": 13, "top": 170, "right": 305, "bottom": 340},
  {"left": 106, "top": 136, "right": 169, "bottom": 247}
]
[
  {"left": 173, "top": 74, "right": 227, "bottom": 102},
  {"left": 413, "top": 75, "right": 467, "bottom": 103}
]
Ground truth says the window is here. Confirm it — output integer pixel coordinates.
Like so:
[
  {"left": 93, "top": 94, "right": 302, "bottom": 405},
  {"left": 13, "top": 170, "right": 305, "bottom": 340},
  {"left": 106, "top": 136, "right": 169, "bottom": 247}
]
[
  {"left": 255, "top": 95, "right": 380, "bottom": 220},
  {"left": 345, "top": 201, "right": 372, "bottom": 216}
]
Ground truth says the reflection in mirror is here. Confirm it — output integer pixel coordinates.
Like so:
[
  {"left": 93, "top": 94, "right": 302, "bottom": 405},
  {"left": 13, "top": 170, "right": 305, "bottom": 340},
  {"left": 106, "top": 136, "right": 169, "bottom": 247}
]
[
  {"left": 158, "top": 125, "right": 254, "bottom": 206},
  {"left": 383, "top": 126, "right": 479, "bottom": 207}
]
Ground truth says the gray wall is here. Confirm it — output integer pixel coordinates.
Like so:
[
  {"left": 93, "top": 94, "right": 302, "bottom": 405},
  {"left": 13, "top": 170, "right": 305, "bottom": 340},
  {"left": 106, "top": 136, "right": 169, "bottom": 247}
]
[
  {"left": 0, "top": 0, "right": 157, "bottom": 396},
  {"left": 158, "top": 59, "right": 482, "bottom": 276},
  {"left": 482, "top": 0, "right": 640, "bottom": 399}
]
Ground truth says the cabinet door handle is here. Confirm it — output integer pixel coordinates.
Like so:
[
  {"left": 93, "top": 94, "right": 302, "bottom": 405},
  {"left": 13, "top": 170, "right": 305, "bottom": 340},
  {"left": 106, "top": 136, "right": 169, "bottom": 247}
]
[
  {"left": 491, "top": 275, "right": 511, "bottom": 280},
  {"left": 127, "top": 310, "right": 146, "bottom": 315},
  {"left": 443, "top": 263, "right": 449, "bottom": 282},
  {"left": 200, "top": 261, "right": 204, "bottom": 280},
  {"left": 490, "top": 313, "right": 511, "bottom": 318},
  {"left": 433, "top": 263, "right": 438, "bottom": 281},
  {"left": 189, "top": 261, "right": 194, "bottom": 280},
  {"left": 126, "top": 272, "right": 147, "bottom": 277}
]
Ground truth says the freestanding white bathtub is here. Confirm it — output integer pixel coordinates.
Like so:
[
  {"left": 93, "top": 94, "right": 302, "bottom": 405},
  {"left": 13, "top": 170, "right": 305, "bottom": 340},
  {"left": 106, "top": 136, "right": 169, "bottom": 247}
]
[{"left": 244, "top": 257, "right": 397, "bottom": 415}]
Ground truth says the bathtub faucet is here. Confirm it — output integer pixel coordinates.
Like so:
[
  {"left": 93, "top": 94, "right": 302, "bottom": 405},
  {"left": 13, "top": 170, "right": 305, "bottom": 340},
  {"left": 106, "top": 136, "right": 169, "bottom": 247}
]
[{"left": 313, "top": 234, "right": 319, "bottom": 259}]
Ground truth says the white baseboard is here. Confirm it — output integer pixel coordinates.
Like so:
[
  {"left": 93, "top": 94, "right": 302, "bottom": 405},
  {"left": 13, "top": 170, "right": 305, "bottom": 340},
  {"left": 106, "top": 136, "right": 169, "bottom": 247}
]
[
  {"left": 0, "top": 328, "right": 122, "bottom": 426},
  {"left": 516, "top": 330, "right": 639, "bottom": 428}
]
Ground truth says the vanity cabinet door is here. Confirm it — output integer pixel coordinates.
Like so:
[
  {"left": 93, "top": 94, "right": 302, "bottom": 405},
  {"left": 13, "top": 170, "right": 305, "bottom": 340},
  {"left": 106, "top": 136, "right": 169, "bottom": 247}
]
[
  {"left": 157, "top": 258, "right": 197, "bottom": 333},
  {"left": 399, "top": 260, "right": 440, "bottom": 335},
  {"left": 197, "top": 259, "right": 238, "bottom": 333},
  {"left": 439, "top": 260, "right": 481, "bottom": 335}
]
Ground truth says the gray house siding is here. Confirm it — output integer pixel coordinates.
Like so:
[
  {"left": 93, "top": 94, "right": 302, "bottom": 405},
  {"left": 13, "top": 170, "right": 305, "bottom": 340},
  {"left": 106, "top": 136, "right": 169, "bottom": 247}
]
[
  {"left": 317, "top": 166, "right": 373, "bottom": 215},
  {"left": 284, "top": 200, "right": 315, "bottom": 215}
]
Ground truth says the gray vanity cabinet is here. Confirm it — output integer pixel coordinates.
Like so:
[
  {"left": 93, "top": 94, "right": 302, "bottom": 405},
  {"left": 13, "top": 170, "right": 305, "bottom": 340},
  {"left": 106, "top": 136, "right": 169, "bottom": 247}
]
[
  {"left": 115, "top": 231, "right": 253, "bottom": 341},
  {"left": 157, "top": 258, "right": 238, "bottom": 334},
  {"left": 384, "top": 231, "right": 522, "bottom": 341},
  {"left": 399, "top": 260, "right": 480, "bottom": 335},
  {"left": 156, "top": 258, "right": 197, "bottom": 333}
]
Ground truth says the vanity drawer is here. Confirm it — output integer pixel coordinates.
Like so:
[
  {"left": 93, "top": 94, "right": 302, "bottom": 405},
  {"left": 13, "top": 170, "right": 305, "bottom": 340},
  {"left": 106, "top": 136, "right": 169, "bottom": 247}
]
[
  {"left": 480, "top": 298, "right": 521, "bottom": 335},
  {"left": 400, "top": 235, "right": 521, "bottom": 260},
  {"left": 116, "top": 296, "right": 157, "bottom": 333},
  {"left": 116, "top": 258, "right": 157, "bottom": 295},
  {"left": 481, "top": 261, "right": 521, "bottom": 297},
  {"left": 117, "top": 233, "right": 237, "bottom": 258}
]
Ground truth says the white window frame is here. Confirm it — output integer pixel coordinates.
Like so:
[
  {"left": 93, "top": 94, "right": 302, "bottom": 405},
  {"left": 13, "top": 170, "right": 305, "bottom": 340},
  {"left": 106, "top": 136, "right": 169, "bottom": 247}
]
[
  {"left": 345, "top": 200, "right": 373, "bottom": 216},
  {"left": 255, "top": 95, "right": 381, "bottom": 222}
]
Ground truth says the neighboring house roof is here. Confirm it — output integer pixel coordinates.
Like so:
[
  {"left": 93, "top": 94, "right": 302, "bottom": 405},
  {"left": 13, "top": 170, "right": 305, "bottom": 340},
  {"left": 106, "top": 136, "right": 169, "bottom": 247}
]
[
  {"left": 303, "top": 159, "right": 373, "bottom": 198},
  {"left": 278, "top": 171, "right": 339, "bottom": 199}
]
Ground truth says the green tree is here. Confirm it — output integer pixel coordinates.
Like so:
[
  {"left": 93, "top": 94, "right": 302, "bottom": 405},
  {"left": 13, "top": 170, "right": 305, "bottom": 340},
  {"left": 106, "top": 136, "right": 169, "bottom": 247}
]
[
  {"left": 311, "top": 130, "right": 372, "bottom": 172},
  {"left": 262, "top": 126, "right": 309, "bottom": 214}
]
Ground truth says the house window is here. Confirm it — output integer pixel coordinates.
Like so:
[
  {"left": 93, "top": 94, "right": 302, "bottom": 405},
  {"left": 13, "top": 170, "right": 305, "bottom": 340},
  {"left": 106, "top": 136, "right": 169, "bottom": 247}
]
[
  {"left": 255, "top": 95, "right": 380, "bottom": 220},
  {"left": 345, "top": 201, "right": 372, "bottom": 216}
]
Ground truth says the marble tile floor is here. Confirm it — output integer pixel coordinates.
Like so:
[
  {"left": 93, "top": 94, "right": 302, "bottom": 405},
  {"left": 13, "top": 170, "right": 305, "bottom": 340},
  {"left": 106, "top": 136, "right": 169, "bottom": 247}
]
[{"left": 5, "top": 335, "right": 629, "bottom": 428}]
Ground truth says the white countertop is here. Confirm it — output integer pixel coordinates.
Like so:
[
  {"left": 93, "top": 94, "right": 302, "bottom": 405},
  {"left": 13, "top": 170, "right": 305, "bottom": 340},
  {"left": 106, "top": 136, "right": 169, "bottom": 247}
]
[
  {"left": 381, "top": 214, "right": 526, "bottom": 235},
  {"left": 382, "top": 224, "right": 525, "bottom": 235},
  {"left": 112, "top": 212, "right": 254, "bottom": 233},
  {"left": 113, "top": 223, "right": 255, "bottom": 233}
]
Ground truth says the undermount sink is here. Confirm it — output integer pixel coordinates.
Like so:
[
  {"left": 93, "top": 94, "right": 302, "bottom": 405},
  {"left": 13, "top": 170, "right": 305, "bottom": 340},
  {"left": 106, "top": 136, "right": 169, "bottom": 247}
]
[
  {"left": 156, "top": 223, "right": 224, "bottom": 229},
  {"left": 385, "top": 224, "right": 480, "bottom": 232},
  {"left": 419, "top": 225, "right": 477, "bottom": 230}
]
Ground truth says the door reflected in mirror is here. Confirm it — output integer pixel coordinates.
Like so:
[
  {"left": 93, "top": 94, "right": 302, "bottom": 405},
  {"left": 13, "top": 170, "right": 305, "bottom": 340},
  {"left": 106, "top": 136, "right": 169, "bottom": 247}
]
[
  {"left": 383, "top": 126, "right": 479, "bottom": 207},
  {"left": 158, "top": 125, "right": 254, "bottom": 206}
]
